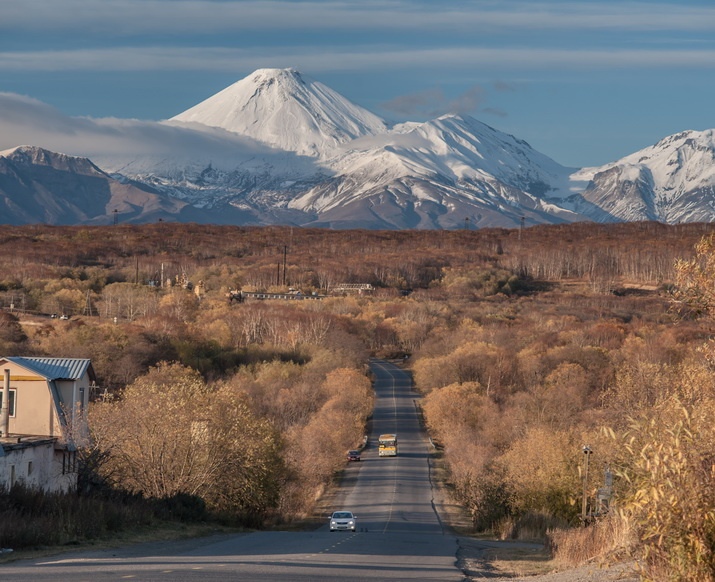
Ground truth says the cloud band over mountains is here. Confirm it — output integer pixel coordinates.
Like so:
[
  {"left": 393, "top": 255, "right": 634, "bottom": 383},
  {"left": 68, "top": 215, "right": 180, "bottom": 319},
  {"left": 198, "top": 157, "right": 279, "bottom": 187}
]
[{"left": 0, "top": 93, "right": 309, "bottom": 170}]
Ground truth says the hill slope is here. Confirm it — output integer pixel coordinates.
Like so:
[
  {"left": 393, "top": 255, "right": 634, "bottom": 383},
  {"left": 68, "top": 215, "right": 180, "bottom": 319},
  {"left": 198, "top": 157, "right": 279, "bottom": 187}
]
[{"left": 0, "top": 146, "right": 188, "bottom": 225}]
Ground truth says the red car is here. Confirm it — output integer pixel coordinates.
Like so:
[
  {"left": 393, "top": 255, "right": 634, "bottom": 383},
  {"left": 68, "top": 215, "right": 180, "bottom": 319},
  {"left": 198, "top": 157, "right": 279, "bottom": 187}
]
[{"left": 346, "top": 450, "right": 361, "bottom": 462}]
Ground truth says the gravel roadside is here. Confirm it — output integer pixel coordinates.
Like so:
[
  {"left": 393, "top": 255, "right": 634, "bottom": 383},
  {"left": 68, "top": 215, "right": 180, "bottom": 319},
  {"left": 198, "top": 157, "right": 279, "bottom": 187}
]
[{"left": 456, "top": 537, "right": 639, "bottom": 581}]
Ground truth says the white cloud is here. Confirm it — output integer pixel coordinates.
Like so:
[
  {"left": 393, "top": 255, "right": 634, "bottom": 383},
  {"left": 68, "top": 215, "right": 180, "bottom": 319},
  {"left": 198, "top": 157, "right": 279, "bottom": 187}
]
[
  {"left": 2, "top": 46, "right": 715, "bottom": 73},
  {"left": 0, "top": 92, "right": 316, "bottom": 173},
  {"left": 2, "top": 1, "right": 714, "bottom": 34},
  {"left": 381, "top": 85, "right": 487, "bottom": 117}
]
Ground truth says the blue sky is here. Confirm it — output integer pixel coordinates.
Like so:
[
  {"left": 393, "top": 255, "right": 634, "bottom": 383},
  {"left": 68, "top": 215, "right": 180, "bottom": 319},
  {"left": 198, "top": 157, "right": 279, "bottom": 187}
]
[{"left": 1, "top": 0, "right": 714, "bottom": 167}]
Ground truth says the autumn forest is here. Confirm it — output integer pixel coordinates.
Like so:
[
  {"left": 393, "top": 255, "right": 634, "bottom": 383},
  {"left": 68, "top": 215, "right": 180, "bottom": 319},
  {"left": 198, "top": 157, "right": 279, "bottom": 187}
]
[{"left": 1, "top": 220, "right": 714, "bottom": 581}]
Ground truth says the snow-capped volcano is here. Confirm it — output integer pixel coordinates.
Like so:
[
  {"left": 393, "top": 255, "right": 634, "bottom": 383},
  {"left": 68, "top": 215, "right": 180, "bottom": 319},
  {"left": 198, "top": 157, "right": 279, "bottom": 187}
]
[
  {"left": 170, "top": 68, "right": 388, "bottom": 158},
  {"left": 160, "top": 69, "right": 583, "bottom": 228},
  {"left": 572, "top": 129, "right": 715, "bottom": 222},
  {"left": 3, "top": 68, "right": 715, "bottom": 229}
]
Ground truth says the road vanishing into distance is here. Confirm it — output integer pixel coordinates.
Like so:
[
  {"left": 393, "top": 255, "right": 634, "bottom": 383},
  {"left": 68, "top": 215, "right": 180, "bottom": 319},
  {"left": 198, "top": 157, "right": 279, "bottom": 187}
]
[{"left": 1, "top": 359, "right": 463, "bottom": 582}]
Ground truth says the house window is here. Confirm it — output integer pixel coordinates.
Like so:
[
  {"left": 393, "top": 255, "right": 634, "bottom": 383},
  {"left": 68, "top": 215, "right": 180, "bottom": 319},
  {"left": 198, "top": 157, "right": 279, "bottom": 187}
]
[
  {"left": 62, "top": 450, "right": 77, "bottom": 474},
  {"left": 0, "top": 389, "right": 16, "bottom": 417}
]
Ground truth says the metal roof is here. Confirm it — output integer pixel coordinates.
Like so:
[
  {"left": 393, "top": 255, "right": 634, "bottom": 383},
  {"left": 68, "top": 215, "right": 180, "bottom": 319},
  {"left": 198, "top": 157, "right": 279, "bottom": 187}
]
[{"left": 3, "top": 357, "right": 94, "bottom": 381}]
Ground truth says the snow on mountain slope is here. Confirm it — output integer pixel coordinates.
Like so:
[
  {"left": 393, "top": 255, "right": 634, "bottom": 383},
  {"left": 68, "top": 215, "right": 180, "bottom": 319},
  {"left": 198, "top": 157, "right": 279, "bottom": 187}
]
[
  {"left": 298, "top": 174, "right": 582, "bottom": 230},
  {"left": 288, "top": 113, "right": 582, "bottom": 228},
  {"left": 170, "top": 68, "right": 388, "bottom": 158},
  {"left": 385, "top": 114, "right": 573, "bottom": 194},
  {"left": 1, "top": 145, "right": 103, "bottom": 176},
  {"left": 83, "top": 118, "right": 329, "bottom": 208},
  {"left": 571, "top": 129, "right": 715, "bottom": 223}
]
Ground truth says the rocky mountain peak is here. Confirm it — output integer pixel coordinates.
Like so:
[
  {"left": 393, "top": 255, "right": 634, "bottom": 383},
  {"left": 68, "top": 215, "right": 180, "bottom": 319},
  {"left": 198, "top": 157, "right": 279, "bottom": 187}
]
[{"left": 1, "top": 145, "right": 104, "bottom": 175}]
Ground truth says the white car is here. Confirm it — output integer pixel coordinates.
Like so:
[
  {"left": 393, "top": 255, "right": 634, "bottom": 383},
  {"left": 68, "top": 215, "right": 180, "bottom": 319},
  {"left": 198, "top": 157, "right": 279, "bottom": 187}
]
[{"left": 329, "top": 510, "right": 357, "bottom": 532}]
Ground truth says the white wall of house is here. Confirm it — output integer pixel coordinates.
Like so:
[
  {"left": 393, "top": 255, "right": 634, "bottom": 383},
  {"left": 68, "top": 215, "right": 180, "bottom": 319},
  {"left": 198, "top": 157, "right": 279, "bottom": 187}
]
[{"left": 0, "top": 440, "right": 77, "bottom": 493}]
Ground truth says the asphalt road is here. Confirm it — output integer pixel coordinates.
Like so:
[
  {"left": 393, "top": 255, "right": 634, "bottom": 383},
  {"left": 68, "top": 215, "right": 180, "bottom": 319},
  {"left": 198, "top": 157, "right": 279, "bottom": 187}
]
[{"left": 1, "top": 359, "right": 462, "bottom": 582}]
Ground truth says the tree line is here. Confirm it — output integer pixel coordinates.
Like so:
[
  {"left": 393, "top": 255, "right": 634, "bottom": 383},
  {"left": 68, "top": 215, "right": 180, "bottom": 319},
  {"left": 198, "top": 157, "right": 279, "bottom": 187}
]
[{"left": 0, "top": 221, "right": 713, "bottom": 579}]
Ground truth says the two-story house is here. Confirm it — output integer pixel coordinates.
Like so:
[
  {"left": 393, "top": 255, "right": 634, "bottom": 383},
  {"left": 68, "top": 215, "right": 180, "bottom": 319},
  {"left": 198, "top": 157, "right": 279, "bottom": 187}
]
[{"left": 0, "top": 357, "right": 95, "bottom": 493}]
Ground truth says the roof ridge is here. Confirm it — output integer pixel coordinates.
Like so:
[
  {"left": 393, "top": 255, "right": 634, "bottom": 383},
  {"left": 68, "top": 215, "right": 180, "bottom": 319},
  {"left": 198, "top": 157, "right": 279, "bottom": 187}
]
[{"left": 2, "top": 357, "right": 93, "bottom": 381}]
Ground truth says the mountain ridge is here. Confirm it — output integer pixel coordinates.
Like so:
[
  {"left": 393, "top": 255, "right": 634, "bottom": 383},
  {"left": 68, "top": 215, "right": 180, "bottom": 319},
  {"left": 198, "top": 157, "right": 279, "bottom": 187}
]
[
  {"left": 0, "top": 145, "right": 191, "bottom": 225},
  {"left": 1, "top": 69, "right": 714, "bottom": 228},
  {"left": 572, "top": 129, "right": 715, "bottom": 223}
]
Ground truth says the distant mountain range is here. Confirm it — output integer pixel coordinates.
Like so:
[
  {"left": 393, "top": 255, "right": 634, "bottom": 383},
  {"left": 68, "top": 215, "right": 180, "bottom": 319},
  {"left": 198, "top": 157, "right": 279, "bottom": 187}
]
[
  {"left": 1, "top": 68, "right": 714, "bottom": 228},
  {"left": 0, "top": 145, "right": 187, "bottom": 225}
]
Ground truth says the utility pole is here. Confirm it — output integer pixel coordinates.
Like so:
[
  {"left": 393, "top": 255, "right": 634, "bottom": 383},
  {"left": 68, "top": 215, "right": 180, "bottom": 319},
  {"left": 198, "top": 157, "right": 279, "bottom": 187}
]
[
  {"left": 1, "top": 369, "right": 10, "bottom": 437},
  {"left": 282, "top": 245, "right": 288, "bottom": 286},
  {"left": 581, "top": 445, "right": 593, "bottom": 525},
  {"left": 519, "top": 216, "right": 525, "bottom": 240},
  {"left": 113, "top": 209, "right": 118, "bottom": 226}
]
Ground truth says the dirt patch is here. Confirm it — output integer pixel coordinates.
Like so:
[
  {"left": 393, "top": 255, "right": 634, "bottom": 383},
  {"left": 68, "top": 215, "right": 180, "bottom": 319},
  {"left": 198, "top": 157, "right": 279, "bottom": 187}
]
[
  {"left": 457, "top": 537, "right": 551, "bottom": 579},
  {"left": 456, "top": 537, "right": 640, "bottom": 581}
]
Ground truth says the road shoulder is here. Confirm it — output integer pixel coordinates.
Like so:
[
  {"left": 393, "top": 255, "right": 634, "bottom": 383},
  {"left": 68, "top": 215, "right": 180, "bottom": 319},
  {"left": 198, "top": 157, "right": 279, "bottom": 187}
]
[{"left": 428, "top": 436, "right": 638, "bottom": 581}]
